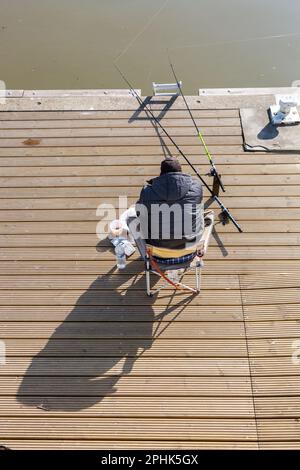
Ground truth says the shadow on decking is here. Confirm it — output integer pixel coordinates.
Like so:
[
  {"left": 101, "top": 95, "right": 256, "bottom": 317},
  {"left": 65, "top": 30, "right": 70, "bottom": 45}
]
[{"left": 17, "top": 257, "right": 194, "bottom": 412}]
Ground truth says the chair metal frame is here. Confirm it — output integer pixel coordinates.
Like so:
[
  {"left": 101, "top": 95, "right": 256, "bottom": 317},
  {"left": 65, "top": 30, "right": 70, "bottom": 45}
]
[{"left": 128, "top": 210, "right": 214, "bottom": 297}]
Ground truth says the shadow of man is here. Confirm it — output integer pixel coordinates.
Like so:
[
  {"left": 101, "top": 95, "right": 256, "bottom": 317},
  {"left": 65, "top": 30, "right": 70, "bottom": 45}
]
[{"left": 17, "top": 260, "right": 157, "bottom": 412}]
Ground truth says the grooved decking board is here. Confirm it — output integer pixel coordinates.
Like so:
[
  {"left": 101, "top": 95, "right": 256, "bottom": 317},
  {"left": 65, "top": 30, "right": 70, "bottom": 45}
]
[
  {"left": 0, "top": 246, "right": 300, "bottom": 260},
  {"left": 0, "top": 357, "right": 250, "bottom": 376},
  {"left": 0, "top": 396, "right": 254, "bottom": 417},
  {"left": 0, "top": 117, "right": 241, "bottom": 129},
  {"left": 0, "top": 321, "right": 245, "bottom": 339},
  {"left": 2, "top": 338, "right": 247, "bottom": 357},
  {"left": 1, "top": 197, "right": 300, "bottom": 211},
  {"left": 0, "top": 289, "right": 243, "bottom": 306},
  {"left": 245, "top": 321, "right": 300, "bottom": 340},
  {"left": 248, "top": 338, "right": 300, "bottom": 357},
  {"left": 0, "top": 305, "right": 243, "bottom": 322},
  {"left": 0, "top": 135, "right": 242, "bottom": 148},
  {"left": 3, "top": 165, "right": 299, "bottom": 178},
  {"left": 1, "top": 260, "right": 299, "bottom": 275},
  {"left": 252, "top": 377, "right": 300, "bottom": 396},
  {"left": 243, "top": 304, "right": 300, "bottom": 321},
  {"left": 0, "top": 440, "right": 259, "bottom": 450},
  {"left": 0, "top": 126, "right": 241, "bottom": 138},
  {"left": 0, "top": 155, "right": 299, "bottom": 166},
  {"left": 1, "top": 187, "right": 300, "bottom": 199},
  {"left": 1, "top": 221, "right": 300, "bottom": 234},
  {"left": 0, "top": 417, "right": 257, "bottom": 441},
  {"left": 255, "top": 398, "right": 300, "bottom": 417},
  {"left": 0, "top": 145, "right": 243, "bottom": 156},
  {"left": 256, "top": 419, "right": 300, "bottom": 441},
  {"left": 0, "top": 376, "right": 253, "bottom": 396},
  {"left": 0, "top": 110, "right": 240, "bottom": 120},
  {"left": 0, "top": 274, "right": 240, "bottom": 290},
  {"left": 240, "top": 272, "right": 300, "bottom": 289},
  {"left": 249, "top": 357, "right": 300, "bottom": 376},
  {"left": 1, "top": 233, "right": 300, "bottom": 247},
  {"left": 0, "top": 176, "right": 299, "bottom": 188}
]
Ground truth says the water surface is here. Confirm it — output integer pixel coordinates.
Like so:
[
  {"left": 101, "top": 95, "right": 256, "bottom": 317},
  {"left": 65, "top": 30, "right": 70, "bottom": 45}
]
[{"left": 0, "top": 0, "right": 300, "bottom": 93}]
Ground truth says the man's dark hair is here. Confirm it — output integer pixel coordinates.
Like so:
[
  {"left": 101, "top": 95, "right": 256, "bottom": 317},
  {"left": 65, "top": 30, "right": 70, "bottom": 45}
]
[{"left": 160, "top": 157, "right": 182, "bottom": 175}]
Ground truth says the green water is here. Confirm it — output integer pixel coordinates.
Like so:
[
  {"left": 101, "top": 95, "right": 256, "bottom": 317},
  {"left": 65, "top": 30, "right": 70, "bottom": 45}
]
[{"left": 0, "top": 0, "right": 300, "bottom": 93}]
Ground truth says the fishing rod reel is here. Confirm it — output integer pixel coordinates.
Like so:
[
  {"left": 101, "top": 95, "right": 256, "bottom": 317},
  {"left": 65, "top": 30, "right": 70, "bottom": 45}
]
[{"left": 206, "top": 167, "right": 225, "bottom": 196}]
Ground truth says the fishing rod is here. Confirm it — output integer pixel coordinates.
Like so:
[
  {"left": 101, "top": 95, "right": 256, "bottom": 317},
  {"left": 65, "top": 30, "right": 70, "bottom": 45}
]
[
  {"left": 115, "top": 64, "right": 242, "bottom": 233},
  {"left": 169, "top": 60, "right": 225, "bottom": 192}
]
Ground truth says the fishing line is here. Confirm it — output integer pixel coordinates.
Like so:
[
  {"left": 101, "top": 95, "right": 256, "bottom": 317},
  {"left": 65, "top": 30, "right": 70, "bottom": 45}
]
[
  {"left": 168, "top": 31, "right": 300, "bottom": 52},
  {"left": 168, "top": 57, "right": 225, "bottom": 192},
  {"left": 114, "top": 0, "right": 169, "bottom": 62}
]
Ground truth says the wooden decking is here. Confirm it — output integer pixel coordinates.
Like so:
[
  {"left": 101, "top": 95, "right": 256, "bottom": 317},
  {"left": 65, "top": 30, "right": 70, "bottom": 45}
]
[{"left": 0, "top": 91, "right": 300, "bottom": 449}]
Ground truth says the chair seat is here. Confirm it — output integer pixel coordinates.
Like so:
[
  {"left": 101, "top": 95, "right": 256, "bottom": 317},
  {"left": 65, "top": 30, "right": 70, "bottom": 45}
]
[{"left": 153, "top": 258, "right": 202, "bottom": 271}]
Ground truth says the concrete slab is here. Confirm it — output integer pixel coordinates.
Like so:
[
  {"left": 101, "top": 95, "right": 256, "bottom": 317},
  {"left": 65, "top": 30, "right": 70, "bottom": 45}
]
[
  {"left": 200, "top": 87, "right": 299, "bottom": 96},
  {"left": 240, "top": 107, "right": 300, "bottom": 152}
]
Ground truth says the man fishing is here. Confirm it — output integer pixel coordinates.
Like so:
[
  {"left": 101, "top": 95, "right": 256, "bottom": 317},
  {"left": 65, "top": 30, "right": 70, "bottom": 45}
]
[{"left": 135, "top": 157, "right": 204, "bottom": 263}]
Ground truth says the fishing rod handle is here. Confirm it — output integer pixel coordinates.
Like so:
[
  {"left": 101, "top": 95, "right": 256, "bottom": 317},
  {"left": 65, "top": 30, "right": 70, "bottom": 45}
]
[
  {"left": 214, "top": 196, "right": 243, "bottom": 233},
  {"left": 224, "top": 210, "right": 243, "bottom": 233}
]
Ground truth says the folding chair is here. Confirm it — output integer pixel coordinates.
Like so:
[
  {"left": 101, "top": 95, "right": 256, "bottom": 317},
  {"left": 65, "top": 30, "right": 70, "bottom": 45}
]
[{"left": 128, "top": 210, "right": 214, "bottom": 296}]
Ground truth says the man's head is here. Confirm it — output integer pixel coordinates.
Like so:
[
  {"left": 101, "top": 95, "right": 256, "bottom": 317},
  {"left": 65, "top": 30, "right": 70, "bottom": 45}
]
[{"left": 160, "top": 157, "right": 182, "bottom": 175}]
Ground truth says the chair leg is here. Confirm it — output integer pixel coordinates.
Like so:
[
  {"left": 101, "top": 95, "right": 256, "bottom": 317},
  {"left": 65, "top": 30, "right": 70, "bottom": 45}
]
[
  {"left": 196, "top": 265, "right": 201, "bottom": 293},
  {"left": 145, "top": 257, "right": 152, "bottom": 297}
]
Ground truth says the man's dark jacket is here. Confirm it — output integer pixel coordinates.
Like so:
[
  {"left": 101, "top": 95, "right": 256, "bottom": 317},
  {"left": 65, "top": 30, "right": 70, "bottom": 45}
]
[{"left": 136, "top": 172, "right": 203, "bottom": 249}]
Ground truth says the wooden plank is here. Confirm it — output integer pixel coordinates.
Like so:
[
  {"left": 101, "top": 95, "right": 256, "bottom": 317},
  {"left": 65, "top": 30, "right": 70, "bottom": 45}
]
[
  {"left": 0, "top": 440, "right": 259, "bottom": 450},
  {"left": 0, "top": 126, "right": 241, "bottom": 138},
  {"left": 1, "top": 186, "right": 300, "bottom": 199},
  {"left": 242, "top": 288, "right": 300, "bottom": 305},
  {"left": 250, "top": 357, "right": 300, "bottom": 376},
  {"left": 0, "top": 153, "right": 299, "bottom": 166},
  {"left": 2, "top": 338, "right": 247, "bottom": 357},
  {"left": 260, "top": 443, "right": 300, "bottom": 449},
  {"left": 0, "top": 417, "right": 257, "bottom": 441},
  {"left": 257, "top": 419, "right": 300, "bottom": 441},
  {"left": 1, "top": 233, "right": 300, "bottom": 247},
  {"left": 253, "top": 377, "right": 300, "bottom": 396},
  {"left": 0, "top": 109, "right": 240, "bottom": 120},
  {"left": 0, "top": 117, "right": 241, "bottom": 129},
  {"left": 0, "top": 246, "right": 299, "bottom": 260},
  {"left": 0, "top": 165, "right": 299, "bottom": 178},
  {"left": 0, "top": 357, "right": 250, "bottom": 376},
  {"left": 244, "top": 304, "right": 300, "bottom": 322},
  {"left": 0, "top": 135, "right": 242, "bottom": 148},
  {"left": 0, "top": 396, "right": 254, "bottom": 418},
  {"left": 248, "top": 339, "right": 300, "bottom": 357},
  {"left": 1, "top": 260, "right": 298, "bottom": 275},
  {"left": 1, "top": 220, "right": 299, "bottom": 235},
  {"left": 240, "top": 272, "right": 300, "bottom": 289},
  {"left": 255, "top": 397, "right": 300, "bottom": 417},
  {"left": 0, "top": 305, "right": 243, "bottom": 322},
  {"left": 0, "top": 274, "right": 240, "bottom": 290},
  {"left": 246, "top": 321, "right": 300, "bottom": 338},
  {"left": 0, "top": 145, "right": 243, "bottom": 156},
  {"left": 0, "top": 321, "right": 245, "bottom": 338},
  {"left": 0, "top": 376, "right": 253, "bottom": 397},
  {"left": 0, "top": 175, "right": 298, "bottom": 188}
]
